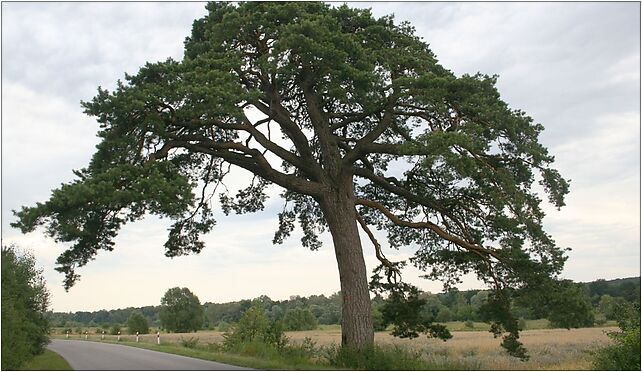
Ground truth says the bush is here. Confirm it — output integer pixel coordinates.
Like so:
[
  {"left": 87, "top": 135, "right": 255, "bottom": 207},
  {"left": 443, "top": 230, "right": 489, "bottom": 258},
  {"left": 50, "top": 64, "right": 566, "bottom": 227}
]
[
  {"left": 592, "top": 303, "right": 640, "bottom": 370},
  {"left": 110, "top": 325, "right": 121, "bottom": 335},
  {"left": 217, "top": 321, "right": 232, "bottom": 332},
  {"left": 1, "top": 245, "right": 50, "bottom": 370},
  {"left": 127, "top": 312, "right": 149, "bottom": 334},
  {"left": 179, "top": 337, "right": 200, "bottom": 349},
  {"left": 223, "top": 304, "right": 288, "bottom": 351},
  {"left": 464, "top": 320, "right": 475, "bottom": 329},
  {"left": 282, "top": 308, "right": 318, "bottom": 331},
  {"left": 322, "top": 344, "right": 429, "bottom": 370},
  {"left": 372, "top": 308, "right": 387, "bottom": 332}
]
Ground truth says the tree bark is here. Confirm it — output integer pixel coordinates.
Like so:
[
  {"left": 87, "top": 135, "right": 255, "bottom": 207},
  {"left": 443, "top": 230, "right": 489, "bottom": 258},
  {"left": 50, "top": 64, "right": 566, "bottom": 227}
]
[{"left": 320, "top": 175, "right": 374, "bottom": 349}]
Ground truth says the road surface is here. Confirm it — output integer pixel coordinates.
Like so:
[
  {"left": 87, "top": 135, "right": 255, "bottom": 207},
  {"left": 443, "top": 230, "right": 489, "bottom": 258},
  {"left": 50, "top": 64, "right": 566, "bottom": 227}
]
[{"left": 47, "top": 339, "right": 251, "bottom": 370}]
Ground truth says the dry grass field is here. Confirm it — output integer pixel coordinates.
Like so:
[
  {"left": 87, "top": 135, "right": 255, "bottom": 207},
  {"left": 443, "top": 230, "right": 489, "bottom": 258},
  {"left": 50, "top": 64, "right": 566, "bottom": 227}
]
[
  {"left": 56, "top": 326, "right": 615, "bottom": 370},
  {"left": 289, "top": 327, "right": 615, "bottom": 370}
]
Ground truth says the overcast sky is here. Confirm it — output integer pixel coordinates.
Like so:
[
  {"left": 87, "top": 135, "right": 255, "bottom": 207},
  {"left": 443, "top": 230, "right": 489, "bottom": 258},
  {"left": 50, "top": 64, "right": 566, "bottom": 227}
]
[{"left": 2, "top": 2, "right": 640, "bottom": 313}]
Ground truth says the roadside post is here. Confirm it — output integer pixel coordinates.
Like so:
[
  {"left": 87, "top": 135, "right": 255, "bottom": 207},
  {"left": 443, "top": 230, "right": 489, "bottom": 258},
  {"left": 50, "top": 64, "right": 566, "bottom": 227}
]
[
  {"left": 156, "top": 331, "right": 160, "bottom": 345},
  {"left": 84, "top": 331, "right": 88, "bottom": 340},
  {"left": 102, "top": 330, "right": 105, "bottom": 340},
  {"left": 66, "top": 331, "right": 69, "bottom": 339},
  {"left": 117, "top": 331, "right": 121, "bottom": 341},
  {"left": 136, "top": 331, "right": 139, "bottom": 343}
]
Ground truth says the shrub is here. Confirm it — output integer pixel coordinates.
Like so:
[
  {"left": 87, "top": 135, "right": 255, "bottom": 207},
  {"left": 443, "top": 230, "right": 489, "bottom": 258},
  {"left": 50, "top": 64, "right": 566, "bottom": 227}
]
[
  {"left": 179, "top": 337, "right": 200, "bottom": 349},
  {"left": 372, "top": 308, "right": 387, "bottom": 332},
  {"left": 594, "top": 313, "right": 607, "bottom": 326},
  {"left": 592, "top": 302, "right": 640, "bottom": 370},
  {"left": 282, "top": 308, "right": 318, "bottom": 331},
  {"left": 322, "top": 344, "right": 428, "bottom": 370},
  {"left": 110, "top": 325, "right": 121, "bottom": 335},
  {"left": 217, "top": 321, "right": 231, "bottom": 332},
  {"left": 223, "top": 304, "right": 288, "bottom": 351},
  {"left": 464, "top": 320, "right": 475, "bottom": 329},
  {"left": 127, "top": 312, "right": 149, "bottom": 334},
  {"left": 1, "top": 245, "right": 50, "bottom": 370}
]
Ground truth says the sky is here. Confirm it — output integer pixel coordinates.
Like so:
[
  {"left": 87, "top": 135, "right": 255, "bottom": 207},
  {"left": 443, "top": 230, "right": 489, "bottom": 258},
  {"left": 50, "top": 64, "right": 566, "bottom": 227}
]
[{"left": 2, "top": 2, "right": 640, "bottom": 313}]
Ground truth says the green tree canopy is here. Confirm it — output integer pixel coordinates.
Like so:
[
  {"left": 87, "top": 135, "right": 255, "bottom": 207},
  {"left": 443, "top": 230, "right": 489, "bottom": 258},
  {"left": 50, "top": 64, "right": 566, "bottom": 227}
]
[
  {"left": 127, "top": 311, "right": 149, "bottom": 334},
  {"left": 223, "top": 303, "right": 288, "bottom": 350},
  {"left": 159, "top": 287, "right": 204, "bottom": 332},
  {"left": 282, "top": 308, "right": 318, "bottom": 331},
  {"left": 1, "top": 245, "right": 50, "bottom": 370},
  {"left": 13, "top": 2, "right": 570, "bottom": 355}
]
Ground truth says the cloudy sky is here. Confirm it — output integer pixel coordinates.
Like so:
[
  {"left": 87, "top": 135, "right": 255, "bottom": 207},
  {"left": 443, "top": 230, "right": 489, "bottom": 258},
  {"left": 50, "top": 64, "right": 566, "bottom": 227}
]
[{"left": 2, "top": 2, "right": 639, "bottom": 313}]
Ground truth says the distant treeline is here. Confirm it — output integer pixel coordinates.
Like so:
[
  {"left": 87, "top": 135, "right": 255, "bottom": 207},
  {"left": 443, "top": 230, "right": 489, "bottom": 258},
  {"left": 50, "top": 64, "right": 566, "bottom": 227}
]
[{"left": 48, "top": 276, "right": 640, "bottom": 330}]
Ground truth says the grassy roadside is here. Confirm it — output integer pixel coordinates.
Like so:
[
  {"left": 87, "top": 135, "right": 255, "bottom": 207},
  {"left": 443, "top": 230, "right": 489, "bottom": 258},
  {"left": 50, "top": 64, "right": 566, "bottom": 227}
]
[
  {"left": 52, "top": 337, "right": 337, "bottom": 370},
  {"left": 19, "top": 349, "right": 72, "bottom": 370}
]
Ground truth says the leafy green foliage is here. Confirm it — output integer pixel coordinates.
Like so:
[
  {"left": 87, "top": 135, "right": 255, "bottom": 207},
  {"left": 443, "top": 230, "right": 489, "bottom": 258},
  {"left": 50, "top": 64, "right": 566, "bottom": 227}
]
[
  {"left": 159, "top": 287, "right": 204, "bottom": 332},
  {"left": 110, "top": 324, "right": 121, "bottom": 335},
  {"left": 223, "top": 304, "right": 288, "bottom": 351},
  {"left": 514, "top": 279, "right": 595, "bottom": 328},
  {"left": 1, "top": 245, "right": 50, "bottom": 370},
  {"left": 592, "top": 302, "right": 640, "bottom": 370},
  {"left": 371, "top": 307, "right": 387, "bottom": 332},
  {"left": 375, "top": 283, "right": 452, "bottom": 341},
  {"left": 478, "top": 291, "right": 528, "bottom": 360},
  {"left": 322, "top": 343, "right": 475, "bottom": 370},
  {"left": 282, "top": 308, "right": 318, "bottom": 331},
  {"left": 127, "top": 311, "right": 149, "bottom": 334},
  {"left": 587, "top": 277, "right": 640, "bottom": 305}
]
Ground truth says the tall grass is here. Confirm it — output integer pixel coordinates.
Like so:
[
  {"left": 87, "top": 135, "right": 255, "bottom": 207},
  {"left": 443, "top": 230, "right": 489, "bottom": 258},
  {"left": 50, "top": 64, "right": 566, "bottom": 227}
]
[{"left": 321, "top": 343, "right": 478, "bottom": 370}]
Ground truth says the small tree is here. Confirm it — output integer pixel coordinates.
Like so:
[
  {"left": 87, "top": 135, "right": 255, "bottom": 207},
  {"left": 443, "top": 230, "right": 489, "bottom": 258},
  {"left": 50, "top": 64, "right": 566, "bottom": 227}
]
[
  {"left": 159, "top": 287, "right": 204, "bottom": 332},
  {"left": 223, "top": 303, "right": 288, "bottom": 350},
  {"left": 127, "top": 312, "right": 149, "bottom": 334},
  {"left": 283, "top": 308, "right": 318, "bottom": 331},
  {"left": 1, "top": 245, "right": 50, "bottom": 370}
]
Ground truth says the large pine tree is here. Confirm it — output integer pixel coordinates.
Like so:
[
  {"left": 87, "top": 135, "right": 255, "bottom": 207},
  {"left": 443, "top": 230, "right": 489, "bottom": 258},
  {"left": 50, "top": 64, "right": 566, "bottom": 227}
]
[{"left": 14, "top": 2, "right": 570, "bottom": 356}]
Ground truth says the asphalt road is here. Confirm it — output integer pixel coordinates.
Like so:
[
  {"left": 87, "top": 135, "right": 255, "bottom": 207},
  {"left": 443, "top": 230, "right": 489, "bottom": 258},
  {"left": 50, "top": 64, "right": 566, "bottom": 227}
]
[{"left": 47, "top": 339, "right": 251, "bottom": 370}]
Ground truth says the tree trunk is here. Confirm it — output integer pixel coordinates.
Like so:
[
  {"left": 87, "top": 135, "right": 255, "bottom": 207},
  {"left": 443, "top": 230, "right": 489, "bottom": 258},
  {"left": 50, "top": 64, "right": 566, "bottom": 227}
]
[{"left": 320, "top": 176, "right": 374, "bottom": 349}]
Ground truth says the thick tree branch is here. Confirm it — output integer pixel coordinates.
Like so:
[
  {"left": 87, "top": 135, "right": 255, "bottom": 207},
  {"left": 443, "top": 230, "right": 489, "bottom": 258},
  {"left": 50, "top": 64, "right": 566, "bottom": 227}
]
[
  {"left": 355, "top": 198, "right": 503, "bottom": 262},
  {"left": 354, "top": 166, "right": 482, "bottom": 252},
  {"left": 343, "top": 90, "right": 401, "bottom": 164},
  {"left": 251, "top": 98, "right": 317, "bottom": 166},
  {"left": 147, "top": 139, "right": 325, "bottom": 197},
  {"left": 237, "top": 112, "right": 323, "bottom": 181},
  {"left": 355, "top": 212, "right": 401, "bottom": 283},
  {"left": 301, "top": 69, "right": 342, "bottom": 175}
]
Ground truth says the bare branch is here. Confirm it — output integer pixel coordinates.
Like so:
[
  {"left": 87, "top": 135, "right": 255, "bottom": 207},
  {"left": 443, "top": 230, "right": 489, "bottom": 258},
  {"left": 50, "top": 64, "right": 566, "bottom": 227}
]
[{"left": 355, "top": 211, "right": 401, "bottom": 284}]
